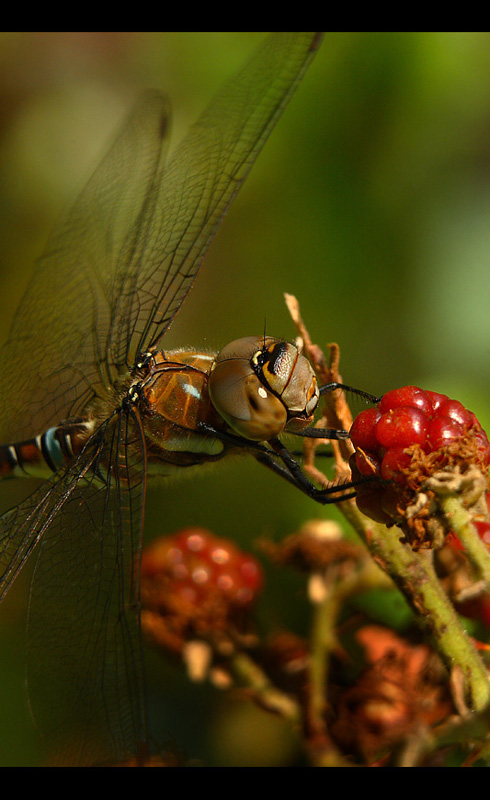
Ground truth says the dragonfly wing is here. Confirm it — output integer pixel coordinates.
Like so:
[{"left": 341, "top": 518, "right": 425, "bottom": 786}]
[
  {"left": 0, "top": 33, "right": 322, "bottom": 443},
  {"left": 0, "top": 33, "right": 323, "bottom": 764},
  {"left": 0, "top": 428, "right": 106, "bottom": 601},
  {"left": 25, "top": 412, "right": 147, "bottom": 766},
  {"left": 0, "top": 92, "right": 170, "bottom": 441},
  {"left": 113, "top": 33, "right": 323, "bottom": 365},
  {"left": 0, "top": 414, "right": 148, "bottom": 766}
]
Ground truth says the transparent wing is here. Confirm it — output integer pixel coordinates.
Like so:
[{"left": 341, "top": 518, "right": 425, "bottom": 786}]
[
  {"left": 0, "top": 33, "right": 322, "bottom": 443},
  {"left": 0, "top": 417, "right": 148, "bottom": 766},
  {"left": 0, "top": 91, "right": 170, "bottom": 442},
  {"left": 0, "top": 32, "right": 323, "bottom": 765},
  {"left": 111, "top": 32, "right": 323, "bottom": 364}
]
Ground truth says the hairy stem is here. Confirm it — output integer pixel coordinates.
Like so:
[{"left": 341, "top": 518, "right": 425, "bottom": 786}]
[{"left": 340, "top": 500, "right": 490, "bottom": 713}]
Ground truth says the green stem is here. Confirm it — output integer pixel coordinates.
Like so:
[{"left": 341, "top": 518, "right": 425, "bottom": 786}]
[
  {"left": 340, "top": 501, "right": 490, "bottom": 713},
  {"left": 439, "top": 494, "right": 490, "bottom": 589},
  {"left": 306, "top": 558, "right": 391, "bottom": 729},
  {"left": 308, "top": 581, "right": 339, "bottom": 735},
  {"left": 230, "top": 652, "right": 301, "bottom": 724},
  {"left": 306, "top": 587, "right": 355, "bottom": 767}
]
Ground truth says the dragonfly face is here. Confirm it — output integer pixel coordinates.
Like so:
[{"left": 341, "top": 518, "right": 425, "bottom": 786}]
[
  {"left": 208, "top": 336, "right": 320, "bottom": 441},
  {"left": 0, "top": 33, "right": 334, "bottom": 766}
]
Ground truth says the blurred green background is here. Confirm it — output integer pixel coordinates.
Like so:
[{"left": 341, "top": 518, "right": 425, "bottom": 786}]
[{"left": 0, "top": 32, "right": 489, "bottom": 766}]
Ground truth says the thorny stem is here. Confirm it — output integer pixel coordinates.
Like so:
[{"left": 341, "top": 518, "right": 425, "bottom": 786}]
[
  {"left": 439, "top": 493, "right": 490, "bottom": 590},
  {"left": 340, "top": 499, "right": 490, "bottom": 714}
]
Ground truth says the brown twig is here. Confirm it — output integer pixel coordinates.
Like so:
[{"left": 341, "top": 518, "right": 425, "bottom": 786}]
[{"left": 284, "top": 293, "right": 353, "bottom": 486}]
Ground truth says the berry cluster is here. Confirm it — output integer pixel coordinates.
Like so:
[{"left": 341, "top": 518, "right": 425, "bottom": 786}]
[
  {"left": 349, "top": 386, "right": 490, "bottom": 541},
  {"left": 140, "top": 527, "right": 263, "bottom": 655},
  {"left": 141, "top": 527, "right": 263, "bottom": 607}
]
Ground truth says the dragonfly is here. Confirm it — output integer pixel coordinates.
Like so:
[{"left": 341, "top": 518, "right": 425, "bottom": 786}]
[{"left": 0, "top": 32, "right": 365, "bottom": 766}]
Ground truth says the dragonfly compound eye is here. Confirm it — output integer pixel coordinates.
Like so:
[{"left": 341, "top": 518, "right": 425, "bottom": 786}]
[
  {"left": 280, "top": 355, "right": 319, "bottom": 419},
  {"left": 209, "top": 340, "right": 288, "bottom": 441},
  {"left": 209, "top": 358, "right": 287, "bottom": 441}
]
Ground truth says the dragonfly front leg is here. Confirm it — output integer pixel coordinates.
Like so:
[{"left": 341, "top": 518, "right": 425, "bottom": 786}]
[
  {"left": 263, "top": 437, "right": 359, "bottom": 504},
  {"left": 196, "top": 421, "right": 272, "bottom": 455},
  {"left": 319, "top": 381, "right": 380, "bottom": 405},
  {"left": 254, "top": 450, "right": 357, "bottom": 503},
  {"left": 293, "top": 426, "right": 350, "bottom": 440},
  {"left": 196, "top": 422, "right": 370, "bottom": 503}
]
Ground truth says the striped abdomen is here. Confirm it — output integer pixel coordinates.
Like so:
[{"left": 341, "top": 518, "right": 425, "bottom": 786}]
[{"left": 0, "top": 420, "right": 93, "bottom": 479}]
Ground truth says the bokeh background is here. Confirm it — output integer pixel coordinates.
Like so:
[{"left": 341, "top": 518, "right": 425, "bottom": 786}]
[{"left": 0, "top": 31, "right": 489, "bottom": 766}]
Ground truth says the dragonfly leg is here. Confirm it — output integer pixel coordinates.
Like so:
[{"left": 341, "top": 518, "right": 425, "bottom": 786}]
[
  {"left": 254, "top": 448, "right": 357, "bottom": 504},
  {"left": 197, "top": 421, "right": 375, "bottom": 503},
  {"left": 196, "top": 421, "right": 271, "bottom": 454},
  {"left": 260, "top": 436, "right": 373, "bottom": 504},
  {"left": 319, "top": 382, "right": 380, "bottom": 405},
  {"left": 293, "top": 426, "right": 350, "bottom": 440}
]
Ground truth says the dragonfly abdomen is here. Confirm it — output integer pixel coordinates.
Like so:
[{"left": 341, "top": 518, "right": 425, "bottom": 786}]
[{"left": 0, "top": 420, "right": 93, "bottom": 478}]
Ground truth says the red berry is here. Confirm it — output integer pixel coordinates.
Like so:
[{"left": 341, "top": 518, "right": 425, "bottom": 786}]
[
  {"left": 456, "top": 594, "right": 490, "bottom": 627},
  {"left": 424, "top": 391, "right": 449, "bottom": 413},
  {"left": 236, "top": 554, "right": 263, "bottom": 593},
  {"left": 355, "top": 450, "right": 381, "bottom": 476},
  {"left": 349, "top": 385, "right": 490, "bottom": 535},
  {"left": 437, "top": 400, "right": 473, "bottom": 428},
  {"left": 474, "top": 430, "right": 490, "bottom": 467},
  {"left": 474, "top": 520, "right": 490, "bottom": 545},
  {"left": 375, "top": 406, "right": 429, "bottom": 449},
  {"left": 428, "top": 416, "right": 465, "bottom": 449},
  {"left": 141, "top": 528, "right": 263, "bottom": 610},
  {"left": 379, "top": 386, "right": 432, "bottom": 416},
  {"left": 184, "top": 531, "right": 210, "bottom": 554},
  {"left": 380, "top": 447, "right": 413, "bottom": 482},
  {"left": 350, "top": 408, "right": 382, "bottom": 451},
  {"left": 445, "top": 532, "right": 465, "bottom": 552}
]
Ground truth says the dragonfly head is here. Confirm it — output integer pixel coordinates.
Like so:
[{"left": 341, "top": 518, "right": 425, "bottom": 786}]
[{"left": 208, "top": 336, "right": 319, "bottom": 442}]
